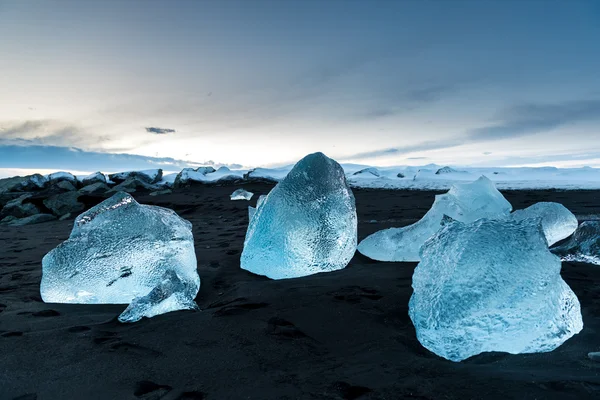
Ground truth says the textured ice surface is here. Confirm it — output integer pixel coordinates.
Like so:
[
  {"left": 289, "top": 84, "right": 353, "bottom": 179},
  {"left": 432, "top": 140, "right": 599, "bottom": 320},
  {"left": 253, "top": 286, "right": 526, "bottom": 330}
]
[
  {"left": 358, "top": 176, "right": 512, "bottom": 261},
  {"left": 510, "top": 202, "right": 578, "bottom": 246},
  {"left": 41, "top": 192, "right": 200, "bottom": 322},
  {"left": 118, "top": 269, "right": 199, "bottom": 323},
  {"left": 248, "top": 195, "right": 266, "bottom": 220},
  {"left": 241, "top": 152, "right": 357, "bottom": 279},
  {"left": 409, "top": 218, "right": 583, "bottom": 362},
  {"left": 552, "top": 221, "right": 600, "bottom": 265},
  {"left": 230, "top": 188, "right": 254, "bottom": 201}
]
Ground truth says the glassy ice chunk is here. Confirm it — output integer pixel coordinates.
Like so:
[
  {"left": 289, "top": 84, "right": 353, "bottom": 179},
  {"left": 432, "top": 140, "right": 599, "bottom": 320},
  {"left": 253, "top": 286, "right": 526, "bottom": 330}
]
[
  {"left": 409, "top": 218, "right": 583, "bottom": 362},
  {"left": 248, "top": 195, "right": 267, "bottom": 220},
  {"left": 358, "top": 176, "right": 512, "bottom": 261},
  {"left": 41, "top": 192, "right": 200, "bottom": 322},
  {"left": 118, "top": 269, "right": 199, "bottom": 323},
  {"left": 241, "top": 152, "right": 357, "bottom": 279},
  {"left": 510, "top": 202, "right": 578, "bottom": 246},
  {"left": 231, "top": 188, "right": 254, "bottom": 201},
  {"left": 552, "top": 221, "right": 600, "bottom": 265}
]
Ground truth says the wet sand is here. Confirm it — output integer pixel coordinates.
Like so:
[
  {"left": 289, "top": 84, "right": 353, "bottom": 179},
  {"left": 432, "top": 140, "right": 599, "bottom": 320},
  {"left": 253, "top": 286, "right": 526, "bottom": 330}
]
[{"left": 1, "top": 184, "right": 599, "bottom": 399}]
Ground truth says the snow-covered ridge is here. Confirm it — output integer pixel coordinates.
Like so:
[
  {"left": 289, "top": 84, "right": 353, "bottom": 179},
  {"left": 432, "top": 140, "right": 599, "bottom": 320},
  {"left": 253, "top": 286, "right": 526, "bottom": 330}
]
[
  {"left": 170, "top": 163, "right": 600, "bottom": 190},
  {"left": 343, "top": 165, "right": 600, "bottom": 190},
  {"left": 5, "top": 163, "right": 600, "bottom": 191}
]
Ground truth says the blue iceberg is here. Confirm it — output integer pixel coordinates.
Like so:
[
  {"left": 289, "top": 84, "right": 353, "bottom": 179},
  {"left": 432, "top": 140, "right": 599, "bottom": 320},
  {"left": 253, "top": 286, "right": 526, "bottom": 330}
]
[
  {"left": 358, "top": 176, "right": 512, "bottom": 262},
  {"left": 41, "top": 192, "right": 200, "bottom": 322},
  {"left": 241, "top": 152, "right": 357, "bottom": 279},
  {"left": 409, "top": 217, "right": 583, "bottom": 362}
]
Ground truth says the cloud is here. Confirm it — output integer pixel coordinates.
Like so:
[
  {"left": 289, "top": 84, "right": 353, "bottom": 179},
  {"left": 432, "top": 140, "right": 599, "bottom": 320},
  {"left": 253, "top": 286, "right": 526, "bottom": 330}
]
[
  {"left": 356, "top": 83, "right": 462, "bottom": 120},
  {"left": 346, "top": 98, "right": 600, "bottom": 162},
  {"left": 0, "top": 143, "right": 241, "bottom": 173},
  {"left": 0, "top": 119, "right": 110, "bottom": 149},
  {"left": 405, "top": 85, "right": 455, "bottom": 104},
  {"left": 362, "top": 109, "right": 397, "bottom": 119},
  {"left": 145, "top": 127, "right": 176, "bottom": 134},
  {"left": 340, "top": 139, "right": 463, "bottom": 161},
  {"left": 467, "top": 99, "right": 600, "bottom": 140},
  {"left": 0, "top": 120, "right": 47, "bottom": 135},
  {"left": 468, "top": 151, "right": 600, "bottom": 168}
]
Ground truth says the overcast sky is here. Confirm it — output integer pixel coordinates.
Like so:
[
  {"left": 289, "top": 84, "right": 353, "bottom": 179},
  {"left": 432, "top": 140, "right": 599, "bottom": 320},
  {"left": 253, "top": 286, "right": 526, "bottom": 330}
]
[{"left": 1, "top": 0, "right": 599, "bottom": 174}]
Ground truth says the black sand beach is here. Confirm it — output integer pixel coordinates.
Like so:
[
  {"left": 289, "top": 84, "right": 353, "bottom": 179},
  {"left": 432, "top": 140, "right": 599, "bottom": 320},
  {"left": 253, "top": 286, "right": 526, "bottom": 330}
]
[{"left": 1, "top": 184, "right": 599, "bottom": 399}]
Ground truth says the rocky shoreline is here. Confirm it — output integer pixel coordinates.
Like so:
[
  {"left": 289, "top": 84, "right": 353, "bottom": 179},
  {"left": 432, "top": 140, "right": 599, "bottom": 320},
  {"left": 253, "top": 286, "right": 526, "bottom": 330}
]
[{"left": 0, "top": 168, "right": 277, "bottom": 227}]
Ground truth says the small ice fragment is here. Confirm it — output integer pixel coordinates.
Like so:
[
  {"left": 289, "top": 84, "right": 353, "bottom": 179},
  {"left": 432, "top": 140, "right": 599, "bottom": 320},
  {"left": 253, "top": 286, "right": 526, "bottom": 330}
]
[
  {"left": 509, "top": 202, "right": 578, "bottom": 246},
  {"left": 552, "top": 221, "right": 600, "bottom": 265},
  {"left": 230, "top": 188, "right": 254, "bottom": 201},
  {"left": 118, "top": 270, "right": 199, "bottom": 323}
]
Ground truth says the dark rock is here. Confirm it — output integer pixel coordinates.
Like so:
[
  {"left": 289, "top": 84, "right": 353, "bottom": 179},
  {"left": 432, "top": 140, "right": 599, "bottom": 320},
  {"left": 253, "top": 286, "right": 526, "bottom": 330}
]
[
  {"left": 59, "top": 213, "right": 73, "bottom": 221},
  {"left": 79, "top": 182, "right": 110, "bottom": 196},
  {"left": 209, "top": 175, "right": 244, "bottom": 185},
  {"left": 0, "top": 216, "right": 17, "bottom": 224},
  {"left": 173, "top": 167, "right": 216, "bottom": 188},
  {"left": 198, "top": 166, "right": 216, "bottom": 174},
  {"left": 107, "top": 177, "right": 158, "bottom": 194},
  {"left": 43, "top": 192, "right": 85, "bottom": 217},
  {"left": 243, "top": 169, "right": 279, "bottom": 184},
  {"left": 0, "top": 174, "right": 48, "bottom": 193},
  {"left": 47, "top": 171, "right": 77, "bottom": 185},
  {"left": 397, "top": 172, "right": 405, "bottom": 178},
  {"left": 77, "top": 194, "right": 112, "bottom": 210},
  {"left": 109, "top": 169, "right": 163, "bottom": 185},
  {"left": 0, "top": 194, "right": 39, "bottom": 218},
  {"left": 0, "top": 192, "right": 25, "bottom": 209},
  {"left": 352, "top": 167, "right": 380, "bottom": 177},
  {"left": 81, "top": 171, "right": 107, "bottom": 186},
  {"left": 54, "top": 181, "right": 77, "bottom": 192},
  {"left": 435, "top": 166, "right": 464, "bottom": 175},
  {"left": 3, "top": 213, "right": 57, "bottom": 226},
  {"left": 21, "top": 174, "right": 49, "bottom": 191},
  {"left": 242, "top": 169, "right": 254, "bottom": 180},
  {"left": 0, "top": 176, "right": 28, "bottom": 194}
]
